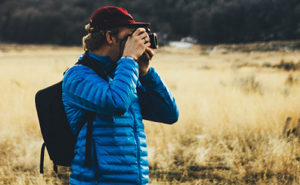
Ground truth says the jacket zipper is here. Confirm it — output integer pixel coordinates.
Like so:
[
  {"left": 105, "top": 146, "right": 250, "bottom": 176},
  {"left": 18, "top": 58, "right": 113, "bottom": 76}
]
[{"left": 132, "top": 108, "right": 141, "bottom": 184}]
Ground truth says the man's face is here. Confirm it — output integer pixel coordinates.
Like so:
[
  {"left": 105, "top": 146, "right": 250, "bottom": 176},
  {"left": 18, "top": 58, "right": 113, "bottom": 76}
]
[{"left": 110, "top": 27, "right": 135, "bottom": 62}]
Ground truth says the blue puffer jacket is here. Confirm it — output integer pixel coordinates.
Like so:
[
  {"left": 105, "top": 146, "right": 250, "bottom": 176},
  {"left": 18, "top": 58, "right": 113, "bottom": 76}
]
[{"left": 62, "top": 52, "right": 179, "bottom": 185}]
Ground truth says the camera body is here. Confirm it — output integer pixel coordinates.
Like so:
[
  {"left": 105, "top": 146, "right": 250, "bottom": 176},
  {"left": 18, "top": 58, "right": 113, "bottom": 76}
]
[{"left": 145, "top": 28, "right": 158, "bottom": 49}]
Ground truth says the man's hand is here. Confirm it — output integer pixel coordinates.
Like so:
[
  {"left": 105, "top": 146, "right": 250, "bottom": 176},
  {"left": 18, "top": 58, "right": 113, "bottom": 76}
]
[
  {"left": 122, "top": 28, "right": 150, "bottom": 60},
  {"left": 137, "top": 48, "right": 155, "bottom": 77}
]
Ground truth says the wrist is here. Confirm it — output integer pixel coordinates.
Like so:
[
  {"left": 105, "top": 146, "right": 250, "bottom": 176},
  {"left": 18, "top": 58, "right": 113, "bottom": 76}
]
[
  {"left": 139, "top": 68, "right": 149, "bottom": 77},
  {"left": 139, "top": 67, "right": 157, "bottom": 84},
  {"left": 121, "top": 56, "right": 137, "bottom": 61}
]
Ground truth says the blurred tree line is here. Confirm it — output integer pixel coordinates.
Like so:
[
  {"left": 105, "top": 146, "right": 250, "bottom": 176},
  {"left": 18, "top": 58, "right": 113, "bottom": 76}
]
[{"left": 0, "top": 0, "right": 299, "bottom": 45}]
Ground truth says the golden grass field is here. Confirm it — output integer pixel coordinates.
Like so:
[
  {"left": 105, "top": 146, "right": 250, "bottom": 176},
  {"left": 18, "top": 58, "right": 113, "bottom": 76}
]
[{"left": 0, "top": 42, "right": 299, "bottom": 184}]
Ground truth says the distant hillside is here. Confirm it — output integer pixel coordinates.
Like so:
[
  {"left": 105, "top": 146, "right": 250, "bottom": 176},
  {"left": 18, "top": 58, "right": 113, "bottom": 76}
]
[{"left": 0, "top": 0, "right": 299, "bottom": 45}]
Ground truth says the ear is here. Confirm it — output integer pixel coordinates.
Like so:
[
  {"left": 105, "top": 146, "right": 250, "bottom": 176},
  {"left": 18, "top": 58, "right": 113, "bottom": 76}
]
[{"left": 106, "top": 31, "right": 113, "bottom": 45}]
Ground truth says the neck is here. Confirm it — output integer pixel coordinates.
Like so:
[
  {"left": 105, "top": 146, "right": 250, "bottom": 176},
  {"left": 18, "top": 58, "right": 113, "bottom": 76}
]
[
  {"left": 90, "top": 46, "right": 111, "bottom": 58},
  {"left": 90, "top": 41, "right": 122, "bottom": 64},
  {"left": 90, "top": 46, "right": 119, "bottom": 64}
]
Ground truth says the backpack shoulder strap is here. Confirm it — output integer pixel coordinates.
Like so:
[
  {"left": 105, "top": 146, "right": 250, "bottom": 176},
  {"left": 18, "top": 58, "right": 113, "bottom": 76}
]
[
  {"left": 84, "top": 111, "right": 95, "bottom": 167},
  {"left": 76, "top": 52, "right": 109, "bottom": 81}
]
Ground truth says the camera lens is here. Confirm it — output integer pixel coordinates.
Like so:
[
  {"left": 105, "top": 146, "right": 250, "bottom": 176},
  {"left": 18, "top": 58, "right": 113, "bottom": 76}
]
[
  {"left": 149, "top": 33, "right": 158, "bottom": 49},
  {"left": 145, "top": 28, "right": 158, "bottom": 49}
]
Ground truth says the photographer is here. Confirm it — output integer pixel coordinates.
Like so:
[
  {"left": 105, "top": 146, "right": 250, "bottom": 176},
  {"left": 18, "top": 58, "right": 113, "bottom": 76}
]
[{"left": 62, "top": 6, "right": 178, "bottom": 184}]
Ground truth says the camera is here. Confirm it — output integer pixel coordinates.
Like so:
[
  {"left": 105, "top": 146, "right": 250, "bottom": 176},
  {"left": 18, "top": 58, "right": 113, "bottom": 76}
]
[
  {"left": 128, "top": 27, "right": 158, "bottom": 49},
  {"left": 145, "top": 28, "right": 158, "bottom": 49}
]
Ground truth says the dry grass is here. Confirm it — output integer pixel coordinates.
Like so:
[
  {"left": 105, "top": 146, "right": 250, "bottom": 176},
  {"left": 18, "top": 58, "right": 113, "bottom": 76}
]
[{"left": 0, "top": 43, "right": 299, "bottom": 184}]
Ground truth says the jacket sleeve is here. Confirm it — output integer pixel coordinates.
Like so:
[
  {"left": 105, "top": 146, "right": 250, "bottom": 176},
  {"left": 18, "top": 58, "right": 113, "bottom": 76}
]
[
  {"left": 62, "top": 58, "right": 139, "bottom": 116},
  {"left": 137, "top": 67, "right": 179, "bottom": 124}
]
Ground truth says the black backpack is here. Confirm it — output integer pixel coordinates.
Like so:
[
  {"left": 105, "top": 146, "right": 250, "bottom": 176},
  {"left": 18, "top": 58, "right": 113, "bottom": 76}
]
[{"left": 35, "top": 53, "right": 108, "bottom": 173}]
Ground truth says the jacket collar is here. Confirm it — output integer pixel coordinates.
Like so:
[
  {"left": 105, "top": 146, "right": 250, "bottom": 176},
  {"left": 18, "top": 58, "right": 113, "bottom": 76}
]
[
  {"left": 86, "top": 52, "right": 115, "bottom": 73},
  {"left": 78, "top": 52, "right": 115, "bottom": 75}
]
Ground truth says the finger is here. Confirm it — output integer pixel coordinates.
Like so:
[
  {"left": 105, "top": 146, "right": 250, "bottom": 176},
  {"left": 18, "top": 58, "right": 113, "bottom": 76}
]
[
  {"left": 143, "top": 34, "right": 150, "bottom": 44},
  {"left": 145, "top": 50, "right": 152, "bottom": 60},
  {"left": 145, "top": 48, "right": 155, "bottom": 58},
  {"left": 144, "top": 49, "right": 152, "bottom": 59},
  {"left": 132, "top": 28, "right": 146, "bottom": 37},
  {"left": 144, "top": 50, "right": 151, "bottom": 60},
  {"left": 136, "top": 32, "right": 149, "bottom": 41},
  {"left": 142, "top": 33, "right": 150, "bottom": 41}
]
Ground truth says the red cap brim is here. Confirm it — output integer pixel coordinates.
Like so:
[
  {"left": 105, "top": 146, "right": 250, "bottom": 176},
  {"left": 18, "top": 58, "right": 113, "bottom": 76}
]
[{"left": 128, "top": 22, "right": 150, "bottom": 28}]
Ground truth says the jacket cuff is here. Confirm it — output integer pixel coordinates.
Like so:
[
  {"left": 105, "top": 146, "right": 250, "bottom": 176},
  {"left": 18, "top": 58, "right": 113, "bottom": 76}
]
[
  {"left": 117, "top": 57, "right": 138, "bottom": 67},
  {"left": 117, "top": 57, "right": 139, "bottom": 73},
  {"left": 139, "top": 67, "right": 160, "bottom": 87}
]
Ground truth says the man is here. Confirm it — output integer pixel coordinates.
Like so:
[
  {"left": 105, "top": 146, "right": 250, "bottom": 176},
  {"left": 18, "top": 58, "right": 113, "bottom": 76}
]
[{"left": 62, "top": 6, "right": 179, "bottom": 185}]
